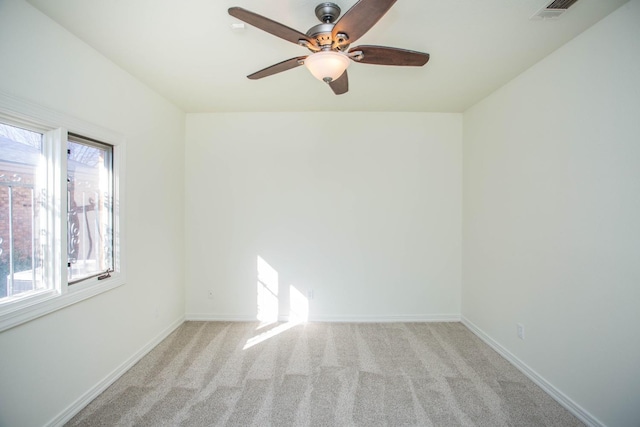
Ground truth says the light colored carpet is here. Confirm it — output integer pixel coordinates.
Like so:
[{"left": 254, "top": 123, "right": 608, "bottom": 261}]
[{"left": 68, "top": 321, "right": 582, "bottom": 426}]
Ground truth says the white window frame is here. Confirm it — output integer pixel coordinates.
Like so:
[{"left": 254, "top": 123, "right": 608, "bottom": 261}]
[{"left": 0, "top": 91, "right": 125, "bottom": 332}]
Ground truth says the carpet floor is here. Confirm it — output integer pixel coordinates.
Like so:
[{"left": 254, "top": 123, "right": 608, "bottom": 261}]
[{"left": 67, "top": 321, "right": 583, "bottom": 426}]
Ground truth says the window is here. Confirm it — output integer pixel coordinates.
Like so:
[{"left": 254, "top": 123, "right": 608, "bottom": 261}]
[
  {"left": 0, "top": 94, "right": 124, "bottom": 332},
  {"left": 67, "top": 135, "right": 113, "bottom": 284}
]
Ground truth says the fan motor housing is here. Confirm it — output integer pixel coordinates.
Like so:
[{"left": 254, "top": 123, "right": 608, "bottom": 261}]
[
  {"left": 306, "top": 22, "right": 334, "bottom": 47},
  {"left": 308, "top": 3, "right": 340, "bottom": 48},
  {"left": 307, "top": 3, "right": 350, "bottom": 51}
]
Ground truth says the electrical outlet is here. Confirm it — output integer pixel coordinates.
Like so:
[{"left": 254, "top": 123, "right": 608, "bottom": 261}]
[
  {"left": 307, "top": 289, "right": 314, "bottom": 300},
  {"left": 207, "top": 289, "right": 214, "bottom": 299},
  {"left": 517, "top": 323, "right": 525, "bottom": 340}
]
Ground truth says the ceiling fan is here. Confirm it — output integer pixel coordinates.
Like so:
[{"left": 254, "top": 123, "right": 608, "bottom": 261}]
[{"left": 228, "top": 0, "right": 430, "bottom": 95}]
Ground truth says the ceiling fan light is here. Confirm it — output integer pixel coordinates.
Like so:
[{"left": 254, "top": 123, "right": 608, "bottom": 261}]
[{"left": 304, "top": 51, "right": 350, "bottom": 83}]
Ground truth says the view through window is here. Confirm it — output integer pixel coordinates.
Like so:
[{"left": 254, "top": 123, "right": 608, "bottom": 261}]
[
  {"left": 0, "top": 122, "right": 45, "bottom": 300},
  {"left": 67, "top": 135, "right": 113, "bottom": 284}
]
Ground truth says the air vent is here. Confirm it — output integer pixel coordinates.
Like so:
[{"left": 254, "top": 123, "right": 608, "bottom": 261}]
[
  {"left": 531, "top": 0, "right": 580, "bottom": 20},
  {"left": 545, "top": 0, "right": 579, "bottom": 9}
]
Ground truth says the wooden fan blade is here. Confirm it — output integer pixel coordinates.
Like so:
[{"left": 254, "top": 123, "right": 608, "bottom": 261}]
[
  {"left": 247, "top": 57, "right": 307, "bottom": 80},
  {"left": 332, "top": 0, "right": 397, "bottom": 44},
  {"left": 350, "top": 45, "right": 430, "bottom": 66},
  {"left": 328, "top": 71, "right": 349, "bottom": 95},
  {"left": 229, "top": 7, "right": 314, "bottom": 46}
]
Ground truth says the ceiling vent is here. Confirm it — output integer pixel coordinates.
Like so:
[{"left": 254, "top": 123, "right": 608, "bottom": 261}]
[{"left": 531, "top": 0, "right": 580, "bottom": 20}]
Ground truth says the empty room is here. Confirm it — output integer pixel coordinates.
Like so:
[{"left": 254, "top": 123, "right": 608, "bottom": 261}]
[{"left": 0, "top": 0, "right": 638, "bottom": 426}]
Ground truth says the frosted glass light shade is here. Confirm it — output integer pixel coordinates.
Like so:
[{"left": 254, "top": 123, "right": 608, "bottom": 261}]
[{"left": 304, "top": 51, "right": 350, "bottom": 82}]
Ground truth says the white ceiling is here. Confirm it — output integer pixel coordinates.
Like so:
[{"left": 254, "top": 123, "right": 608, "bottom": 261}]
[{"left": 26, "top": 0, "right": 627, "bottom": 113}]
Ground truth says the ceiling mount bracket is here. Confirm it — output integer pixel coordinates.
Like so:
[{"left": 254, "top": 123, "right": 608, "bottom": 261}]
[{"left": 315, "top": 3, "right": 341, "bottom": 23}]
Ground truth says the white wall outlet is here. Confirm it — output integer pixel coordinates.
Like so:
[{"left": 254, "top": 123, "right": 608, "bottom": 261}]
[
  {"left": 517, "top": 323, "right": 525, "bottom": 340},
  {"left": 307, "top": 289, "right": 314, "bottom": 300},
  {"left": 207, "top": 289, "right": 214, "bottom": 299}
]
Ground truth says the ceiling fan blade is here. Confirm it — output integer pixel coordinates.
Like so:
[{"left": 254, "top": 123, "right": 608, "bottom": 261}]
[
  {"left": 229, "top": 7, "right": 314, "bottom": 47},
  {"left": 328, "top": 71, "right": 349, "bottom": 95},
  {"left": 247, "top": 57, "right": 307, "bottom": 80},
  {"left": 332, "top": 0, "right": 397, "bottom": 44},
  {"left": 350, "top": 45, "right": 430, "bottom": 66}
]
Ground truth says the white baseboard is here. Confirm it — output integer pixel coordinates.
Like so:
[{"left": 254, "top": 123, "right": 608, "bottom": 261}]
[
  {"left": 46, "top": 316, "right": 185, "bottom": 427},
  {"left": 308, "top": 313, "right": 461, "bottom": 322},
  {"left": 461, "top": 316, "right": 605, "bottom": 427},
  {"left": 185, "top": 313, "right": 258, "bottom": 322},
  {"left": 185, "top": 313, "right": 460, "bottom": 323}
]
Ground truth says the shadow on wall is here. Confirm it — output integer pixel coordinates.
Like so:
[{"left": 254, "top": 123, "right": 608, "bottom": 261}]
[{"left": 244, "top": 255, "right": 308, "bottom": 350}]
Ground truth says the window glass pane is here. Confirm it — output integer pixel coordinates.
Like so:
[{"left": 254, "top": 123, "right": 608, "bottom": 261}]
[
  {"left": 67, "top": 136, "right": 113, "bottom": 283},
  {"left": 0, "top": 122, "right": 45, "bottom": 301}
]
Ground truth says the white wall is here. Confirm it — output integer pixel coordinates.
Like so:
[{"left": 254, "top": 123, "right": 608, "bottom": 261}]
[
  {"left": 462, "top": 1, "right": 640, "bottom": 426},
  {"left": 186, "top": 113, "right": 461, "bottom": 321},
  {"left": 2, "top": 0, "right": 636, "bottom": 425},
  {"left": 0, "top": 1, "right": 185, "bottom": 426}
]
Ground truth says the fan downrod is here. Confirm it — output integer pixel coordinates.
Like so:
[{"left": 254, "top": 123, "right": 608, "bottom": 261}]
[{"left": 315, "top": 2, "right": 341, "bottom": 23}]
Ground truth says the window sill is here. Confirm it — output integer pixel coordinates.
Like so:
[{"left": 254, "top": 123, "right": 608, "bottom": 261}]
[{"left": 0, "top": 274, "right": 125, "bottom": 332}]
